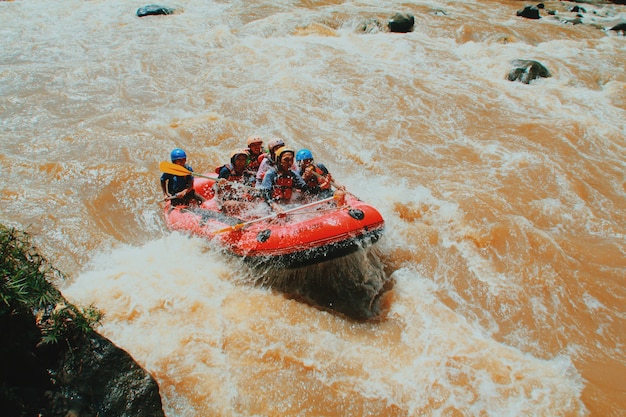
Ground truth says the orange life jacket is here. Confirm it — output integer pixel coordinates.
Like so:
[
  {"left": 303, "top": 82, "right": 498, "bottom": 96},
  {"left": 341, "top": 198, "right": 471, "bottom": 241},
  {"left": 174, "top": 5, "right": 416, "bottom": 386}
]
[
  {"left": 215, "top": 164, "right": 250, "bottom": 201},
  {"left": 272, "top": 174, "right": 294, "bottom": 201},
  {"left": 304, "top": 165, "right": 331, "bottom": 190},
  {"left": 215, "top": 163, "right": 246, "bottom": 182},
  {"left": 248, "top": 153, "right": 262, "bottom": 171}
]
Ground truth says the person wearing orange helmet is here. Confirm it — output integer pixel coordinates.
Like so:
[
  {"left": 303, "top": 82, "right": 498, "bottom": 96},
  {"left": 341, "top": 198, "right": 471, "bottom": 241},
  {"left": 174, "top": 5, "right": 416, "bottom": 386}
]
[{"left": 216, "top": 149, "right": 253, "bottom": 184}]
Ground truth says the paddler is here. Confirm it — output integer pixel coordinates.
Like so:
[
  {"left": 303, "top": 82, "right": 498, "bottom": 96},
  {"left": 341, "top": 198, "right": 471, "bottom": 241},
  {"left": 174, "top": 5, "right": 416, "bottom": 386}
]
[
  {"left": 259, "top": 147, "right": 316, "bottom": 210},
  {"left": 160, "top": 148, "right": 206, "bottom": 206},
  {"left": 215, "top": 149, "right": 262, "bottom": 216},
  {"left": 296, "top": 148, "right": 335, "bottom": 198}
]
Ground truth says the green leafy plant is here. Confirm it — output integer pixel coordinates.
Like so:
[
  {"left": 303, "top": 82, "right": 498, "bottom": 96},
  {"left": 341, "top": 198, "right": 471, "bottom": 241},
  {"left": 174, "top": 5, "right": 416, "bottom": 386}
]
[{"left": 0, "top": 224, "right": 101, "bottom": 344}]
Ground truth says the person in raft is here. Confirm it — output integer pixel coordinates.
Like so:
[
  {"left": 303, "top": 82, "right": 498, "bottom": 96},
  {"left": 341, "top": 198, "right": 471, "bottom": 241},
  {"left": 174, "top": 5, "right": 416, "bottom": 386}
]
[
  {"left": 255, "top": 138, "right": 297, "bottom": 187},
  {"left": 245, "top": 135, "right": 264, "bottom": 175},
  {"left": 160, "top": 148, "right": 206, "bottom": 206},
  {"left": 259, "top": 147, "right": 318, "bottom": 210},
  {"left": 296, "top": 148, "right": 336, "bottom": 198},
  {"left": 216, "top": 149, "right": 255, "bottom": 186},
  {"left": 214, "top": 149, "right": 265, "bottom": 216}
]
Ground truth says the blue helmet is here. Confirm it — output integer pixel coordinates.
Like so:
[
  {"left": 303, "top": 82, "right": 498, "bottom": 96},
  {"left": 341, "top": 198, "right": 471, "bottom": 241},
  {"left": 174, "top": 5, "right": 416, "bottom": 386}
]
[
  {"left": 296, "top": 148, "right": 313, "bottom": 162},
  {"left": 170, "top": 148, "right": 187, "bottom": 162}
]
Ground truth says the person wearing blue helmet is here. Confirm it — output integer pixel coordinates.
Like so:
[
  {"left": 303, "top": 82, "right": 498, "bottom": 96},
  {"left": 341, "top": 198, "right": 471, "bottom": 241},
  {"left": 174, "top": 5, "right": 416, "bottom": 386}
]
[
  {"left": 296, "top": 148, "right": 334, "bottom": 198},
  {"left": 160, "top": 148, "right": 206, "bottom": 206}
]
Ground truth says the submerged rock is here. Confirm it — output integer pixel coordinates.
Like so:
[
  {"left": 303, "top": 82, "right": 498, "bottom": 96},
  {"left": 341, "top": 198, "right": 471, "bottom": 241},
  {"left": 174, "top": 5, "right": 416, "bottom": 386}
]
[
  {"left": 359, "top": 18, "right": 385, "bottom": 34},
  {"left": 610, "top": 23, "right": 626, "bottom": 33},
  {"left": 507, "top": 59, "right": 551, "bottom": 84},
  {"left": 517, "top": 5, "right": 542, "bottom": 20},
  {"left": 136, "top": 4, "right": 175, "bottom": 17},
  {"left": 388, "top": 12, "right": 415, "bottom": 33}
]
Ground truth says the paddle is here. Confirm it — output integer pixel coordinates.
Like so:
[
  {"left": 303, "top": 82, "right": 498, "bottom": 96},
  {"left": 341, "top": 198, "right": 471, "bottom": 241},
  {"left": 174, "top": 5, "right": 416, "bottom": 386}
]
[
  {"left": 159, "top": 161, "right": 215, "bottom": 180},
  {"left": 212, "top": 195, "right": 337, "bottom": 234}
]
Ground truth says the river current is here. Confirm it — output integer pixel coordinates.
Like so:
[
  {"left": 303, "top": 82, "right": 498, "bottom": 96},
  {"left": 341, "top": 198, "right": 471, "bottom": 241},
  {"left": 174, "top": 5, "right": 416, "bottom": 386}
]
[{"left": 1, "top": 1, "right": 625, "bottom": 416}]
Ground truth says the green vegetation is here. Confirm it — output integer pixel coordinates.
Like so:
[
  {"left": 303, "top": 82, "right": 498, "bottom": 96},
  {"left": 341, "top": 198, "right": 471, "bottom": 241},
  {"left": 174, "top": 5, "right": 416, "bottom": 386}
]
[{"left": 0, "top": 224, "right": 101, "bottom": 344}]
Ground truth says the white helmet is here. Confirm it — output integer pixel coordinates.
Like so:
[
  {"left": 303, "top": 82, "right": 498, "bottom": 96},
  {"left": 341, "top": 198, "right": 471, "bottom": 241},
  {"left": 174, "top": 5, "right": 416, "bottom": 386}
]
[{"left": 267, "top": 138, "right": 285, "bottom": 151}]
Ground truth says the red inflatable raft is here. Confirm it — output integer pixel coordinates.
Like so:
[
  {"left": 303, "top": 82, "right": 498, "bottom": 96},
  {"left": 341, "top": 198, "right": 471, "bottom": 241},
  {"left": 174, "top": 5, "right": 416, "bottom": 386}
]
[{"left": 162, "top": 173, "right": 385, "bottom": 268}]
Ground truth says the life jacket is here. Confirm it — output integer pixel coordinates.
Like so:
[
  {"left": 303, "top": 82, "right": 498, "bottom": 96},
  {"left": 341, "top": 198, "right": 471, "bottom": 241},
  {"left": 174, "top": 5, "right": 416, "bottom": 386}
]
[
  {"left": 272, "top": 173, "right": 294, "bottom": 201},
  {"left": 247, "top": 152, "right": 262, "bottom": 172},
  {"left": 255, "top": 153, "right": 277, "bottom": 184},
  {"left": 215, "top": 163, "right": 246, "bottom": 182},
  {"left": 303, "top": 164, "right": 331, "bottom": 190},
  {"left": 215, "top": 164, "right": 251, "bottom": 201},
  {"left": 167, "top": 164, "right": 194, "bottom": 194}
]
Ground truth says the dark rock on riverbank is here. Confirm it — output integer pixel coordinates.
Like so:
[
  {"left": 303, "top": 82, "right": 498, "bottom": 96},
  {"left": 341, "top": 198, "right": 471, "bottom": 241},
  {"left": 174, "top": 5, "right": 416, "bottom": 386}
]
[
  {"left": 0, "top": 226, "right": 165, "bottom": 417},
  {"left": 1, "top": 307, "right": 165, "bottom": 417}
]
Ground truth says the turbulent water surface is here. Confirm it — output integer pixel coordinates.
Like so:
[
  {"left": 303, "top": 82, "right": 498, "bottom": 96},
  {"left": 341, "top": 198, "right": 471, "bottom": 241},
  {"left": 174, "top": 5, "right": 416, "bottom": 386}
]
[{"left": 1, "top": 0, "right": 625, "bottom": 416}]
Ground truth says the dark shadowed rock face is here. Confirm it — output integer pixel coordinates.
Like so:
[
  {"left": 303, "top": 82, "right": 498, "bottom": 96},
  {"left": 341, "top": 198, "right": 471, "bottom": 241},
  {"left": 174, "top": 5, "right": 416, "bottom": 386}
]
[
  {"left": 52, "top": 331, "right": 165, "bottom": 417},
  {"left": 0, "top": 311, "right": 165, "bottom": 417},
  {"left": 507, "top": 59, "right": 552, "bottom": 84},
  {"left": 0, "top": 311, "right": 55, "bottom": 416},
  {"left": 252, "top": 247, "right": 395, "bottom": 322}
]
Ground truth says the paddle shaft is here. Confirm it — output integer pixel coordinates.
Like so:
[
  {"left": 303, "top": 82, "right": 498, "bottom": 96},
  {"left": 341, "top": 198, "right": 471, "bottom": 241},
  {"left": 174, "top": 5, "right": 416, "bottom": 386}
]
[{"left": 213, "top": 195, "right": 336, "bottom": 234}]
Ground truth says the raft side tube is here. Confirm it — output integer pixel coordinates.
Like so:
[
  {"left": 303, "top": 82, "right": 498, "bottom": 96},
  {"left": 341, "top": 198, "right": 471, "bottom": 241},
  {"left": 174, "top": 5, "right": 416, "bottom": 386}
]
[{"left": 241, "top": 225, "right": 385, "bottom": 268}]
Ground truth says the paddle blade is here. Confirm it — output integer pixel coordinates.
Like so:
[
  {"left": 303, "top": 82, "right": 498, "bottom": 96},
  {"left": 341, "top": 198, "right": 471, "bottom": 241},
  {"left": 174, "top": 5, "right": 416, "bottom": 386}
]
[
  {"left": 159, "top": 161, "right": 192, "bottom": 176},
  {"left": 212, "top": 223, "right": 245, "bottom": 235}
]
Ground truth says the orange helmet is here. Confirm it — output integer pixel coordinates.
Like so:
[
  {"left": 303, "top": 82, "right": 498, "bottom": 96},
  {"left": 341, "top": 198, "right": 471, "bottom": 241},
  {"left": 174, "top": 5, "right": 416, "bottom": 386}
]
[{"left": 230, "top": 149, "right": 249, "bottom": 164}]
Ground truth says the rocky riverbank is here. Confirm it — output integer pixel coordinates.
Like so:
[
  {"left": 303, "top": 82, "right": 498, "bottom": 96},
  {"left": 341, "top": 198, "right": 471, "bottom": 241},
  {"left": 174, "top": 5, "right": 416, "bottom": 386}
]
[{"left": 1, "top": 225, "right": 164, "bottom": 417}]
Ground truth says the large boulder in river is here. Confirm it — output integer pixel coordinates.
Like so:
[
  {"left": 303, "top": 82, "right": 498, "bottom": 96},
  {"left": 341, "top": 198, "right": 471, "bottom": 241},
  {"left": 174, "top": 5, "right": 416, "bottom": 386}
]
[
  {"left": 136, "top": 4, "right": 175, "bottom": 17},
  {"left": 50, "top": 330, "right": 165, "bottom": 417},
  {"left": 610, "top": 23, "right": 626, "bottom": 33},
  {"left": 1, "top": 307, "right": 165, "bottom": 417},
  {"left": 507, "top": 59, "right": 551, "bottom": 84},
  {"left": 388, "top": 12, "right": 415, "bottom": 33},
  {"left": 517, "top": 5, "right": 542, "bottom": 19}
]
